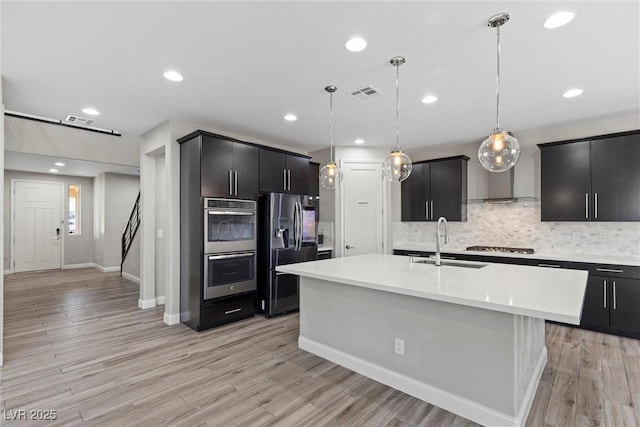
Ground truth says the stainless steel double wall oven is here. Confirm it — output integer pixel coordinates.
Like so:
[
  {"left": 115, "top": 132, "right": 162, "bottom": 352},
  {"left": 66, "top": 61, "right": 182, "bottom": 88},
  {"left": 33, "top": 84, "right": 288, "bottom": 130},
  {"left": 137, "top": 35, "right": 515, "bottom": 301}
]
[{"left": 203, "top": 198, "right": 257, "bottom": 300}]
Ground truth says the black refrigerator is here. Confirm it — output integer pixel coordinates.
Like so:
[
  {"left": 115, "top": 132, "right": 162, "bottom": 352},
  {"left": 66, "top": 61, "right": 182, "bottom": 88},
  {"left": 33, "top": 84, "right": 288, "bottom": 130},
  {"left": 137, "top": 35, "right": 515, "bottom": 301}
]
[{"left": 258, "top": 193, "right": 318, "bottom": 316}]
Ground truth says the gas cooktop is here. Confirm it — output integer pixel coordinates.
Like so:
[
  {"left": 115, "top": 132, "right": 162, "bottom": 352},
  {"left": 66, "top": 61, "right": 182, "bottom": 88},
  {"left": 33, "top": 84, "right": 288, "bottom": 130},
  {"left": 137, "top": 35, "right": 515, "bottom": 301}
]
[{"left": 465, "top": 246, "right": 535, "bottom": 254}]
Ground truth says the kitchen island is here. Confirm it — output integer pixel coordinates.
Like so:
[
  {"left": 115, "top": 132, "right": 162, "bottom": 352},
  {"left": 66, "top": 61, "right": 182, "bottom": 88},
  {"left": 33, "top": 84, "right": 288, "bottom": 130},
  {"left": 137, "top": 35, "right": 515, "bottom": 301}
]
[{"left": 277, "top": 254, "right": 588, "bottom": 427}]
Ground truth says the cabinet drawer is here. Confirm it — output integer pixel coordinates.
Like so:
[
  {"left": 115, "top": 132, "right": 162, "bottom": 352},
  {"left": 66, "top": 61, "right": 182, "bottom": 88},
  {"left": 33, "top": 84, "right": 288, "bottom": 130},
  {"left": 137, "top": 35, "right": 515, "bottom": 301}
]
[
  {"left": 199, "top": 292, "right": 256, "bottom": 330},
  {"left": 569, "top": 262, "right": 640, "bottom": 280}
]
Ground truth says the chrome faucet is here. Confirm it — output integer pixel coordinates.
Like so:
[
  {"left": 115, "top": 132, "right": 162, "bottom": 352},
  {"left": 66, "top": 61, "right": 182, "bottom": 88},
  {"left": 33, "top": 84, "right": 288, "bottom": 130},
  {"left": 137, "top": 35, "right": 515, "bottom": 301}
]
[{"left": 435, "top": 217, "right": 449, "bottom": 266}]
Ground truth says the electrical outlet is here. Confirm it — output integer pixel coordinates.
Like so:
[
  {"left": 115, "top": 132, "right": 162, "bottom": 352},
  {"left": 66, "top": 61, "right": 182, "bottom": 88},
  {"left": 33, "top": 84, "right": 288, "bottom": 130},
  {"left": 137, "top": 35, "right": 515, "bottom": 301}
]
[
  {"left": 571, "top": 231, "right": 580, "bottom": 242},
  {"left": 598, "top": 232, "right": 606, "bottom": 241},
  {"left": 394, "top": 338, "right": 405, "bottom": 356}
]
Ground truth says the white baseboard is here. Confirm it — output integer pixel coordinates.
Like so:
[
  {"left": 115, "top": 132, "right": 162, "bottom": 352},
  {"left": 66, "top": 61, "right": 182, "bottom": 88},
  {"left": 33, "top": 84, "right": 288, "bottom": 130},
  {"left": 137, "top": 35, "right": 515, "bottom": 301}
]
[
  {"left": 97, "top": 265, "right": 121, "bottom": 273},
  {"left": 122, "top": 271, "right": 140, "bottom": 284},
  {"left": 163, "top": 312, "right": 180, "bottom": 325},
  {"left": 63, "top": 263, "right": 96, "bottom": 270},
  {"left": 155, "top": 296, "right": 166, "bottom": 305},
  {"left": 0, "top": 352, "right": 3, "bottom": 367},
  {"left": 4, "top": 269, "right": 12, "bottom": 274},
  {"left": 138, "top": 298, "right": 156, "bottom": 309},
  {"left": 299, "top": 336, "right": 522, "bottom": 427}
]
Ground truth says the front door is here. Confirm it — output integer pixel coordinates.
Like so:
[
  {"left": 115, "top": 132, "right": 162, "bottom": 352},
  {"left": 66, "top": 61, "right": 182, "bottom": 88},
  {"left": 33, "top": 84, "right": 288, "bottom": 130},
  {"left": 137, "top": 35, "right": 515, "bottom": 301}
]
[
  {"left": 342, "top": 161, "right": 385, "bottom": 257},
  {"left": 13, "top": 180, "right": 63, "bottom": 272}
]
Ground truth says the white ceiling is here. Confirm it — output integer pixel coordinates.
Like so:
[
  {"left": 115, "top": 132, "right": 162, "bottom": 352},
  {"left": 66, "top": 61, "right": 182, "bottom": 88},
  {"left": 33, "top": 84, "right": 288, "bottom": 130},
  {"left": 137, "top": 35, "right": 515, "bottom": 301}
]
[
  {"left": 5, "top": 151, "right": 140, "bottom": 178},
  {"left": 2, "top": 1, "right": 639, "bottom": 153}
]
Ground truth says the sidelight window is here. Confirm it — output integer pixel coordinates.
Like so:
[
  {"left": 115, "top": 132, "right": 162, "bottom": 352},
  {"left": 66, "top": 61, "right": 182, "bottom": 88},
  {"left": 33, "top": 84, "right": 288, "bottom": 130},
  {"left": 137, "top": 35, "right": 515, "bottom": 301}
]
[{"left": 68, "top": 184, "right": 80, "bottom": 235}]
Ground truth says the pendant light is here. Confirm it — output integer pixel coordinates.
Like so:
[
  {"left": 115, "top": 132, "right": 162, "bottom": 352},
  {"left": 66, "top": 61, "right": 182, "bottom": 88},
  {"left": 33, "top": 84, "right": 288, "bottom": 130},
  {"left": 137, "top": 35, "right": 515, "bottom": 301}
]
[
  {"left": 382, "top": 56, "right": 412, "bottom": 182},
  {"left": 478, "top": 13, "right": 521, "bottom": 173},
  {"left": 319, "top": 85, "right": 343, "bottom": 189}
]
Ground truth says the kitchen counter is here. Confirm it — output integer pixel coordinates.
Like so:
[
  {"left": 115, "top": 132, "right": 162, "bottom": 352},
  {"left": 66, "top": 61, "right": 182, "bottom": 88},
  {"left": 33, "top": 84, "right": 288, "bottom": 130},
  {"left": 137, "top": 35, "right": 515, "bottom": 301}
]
[
  {"left": 317, "top": 245, "right": 333, "bottom": 252},
  {"left": 277, "top": 253, "right": 587, "bottom": 324},
  {"left": 278, "top": 254, "right": 587, "bottom": 427},
  {"left": 394, "top": 243, "right": 640, "bottom": 267}
]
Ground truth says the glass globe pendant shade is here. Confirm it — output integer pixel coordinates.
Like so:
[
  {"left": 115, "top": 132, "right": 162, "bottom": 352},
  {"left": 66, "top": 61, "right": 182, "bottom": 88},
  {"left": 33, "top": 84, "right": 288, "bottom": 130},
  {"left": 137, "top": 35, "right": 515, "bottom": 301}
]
[
  {"left": 319, "top": 161, "right": 343, "bottom": 189},
  {"left": 478, "top": 129, "right": 521, "bottom": 172},
  {"left": 382, "top": 150, "right": 412, "bottom": 182}
]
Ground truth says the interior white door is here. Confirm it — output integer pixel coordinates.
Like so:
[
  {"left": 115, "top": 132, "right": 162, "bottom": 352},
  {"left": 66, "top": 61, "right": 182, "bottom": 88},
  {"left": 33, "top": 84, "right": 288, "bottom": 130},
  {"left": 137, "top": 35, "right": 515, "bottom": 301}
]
[
  {"left": 342, "top": 161, "right": 384, "bottom": 257},
  {"left": 13, "top": 181, "right": 63, "bottom": 272}
]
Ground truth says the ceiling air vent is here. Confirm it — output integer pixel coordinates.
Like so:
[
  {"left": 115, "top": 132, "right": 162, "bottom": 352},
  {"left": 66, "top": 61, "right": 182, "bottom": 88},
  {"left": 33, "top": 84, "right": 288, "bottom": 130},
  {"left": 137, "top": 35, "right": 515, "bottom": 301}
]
[
  {"left": 349, "top": 85, "right": 383, "bottom": 102},
  {"left": 65, "top": 115, "right": 96, "bottom": 126}
]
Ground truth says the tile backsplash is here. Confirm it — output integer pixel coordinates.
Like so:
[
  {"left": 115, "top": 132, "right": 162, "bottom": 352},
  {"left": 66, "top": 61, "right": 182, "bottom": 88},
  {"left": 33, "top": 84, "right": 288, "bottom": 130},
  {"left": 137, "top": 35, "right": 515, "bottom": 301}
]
[
  {"left": 318, "top": 221, "right": 334, "bottom": 247},
  {"left": 393, "top": 201, "right": 640, "bottom": 257}
]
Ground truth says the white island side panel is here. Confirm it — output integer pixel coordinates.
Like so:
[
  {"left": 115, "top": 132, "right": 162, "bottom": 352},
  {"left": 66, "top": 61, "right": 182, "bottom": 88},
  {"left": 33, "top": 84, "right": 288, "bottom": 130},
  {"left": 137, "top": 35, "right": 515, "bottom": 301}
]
[{"left": 299, "top": 276, "right": 546, "bottom": 427}]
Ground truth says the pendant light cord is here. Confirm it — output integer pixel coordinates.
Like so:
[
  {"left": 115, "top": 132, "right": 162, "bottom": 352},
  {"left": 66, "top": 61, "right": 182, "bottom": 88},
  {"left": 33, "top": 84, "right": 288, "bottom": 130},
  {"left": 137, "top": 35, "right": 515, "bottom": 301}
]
[
  {"left": 395, "top": 62, "right": 400, "bottom": 150},
  {"left": 495, "top": 25, "right": 501, "bottom": 131},
  {"left": 329, "top": 91, "right": 334, "bottom": 162}
]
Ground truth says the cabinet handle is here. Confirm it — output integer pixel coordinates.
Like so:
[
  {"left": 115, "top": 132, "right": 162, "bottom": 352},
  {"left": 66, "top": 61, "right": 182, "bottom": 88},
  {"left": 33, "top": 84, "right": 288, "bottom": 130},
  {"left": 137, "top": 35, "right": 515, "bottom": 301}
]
[
  {"left": 430, "top": 201, "right": 434, "bottom": 220},
  {"left": 234, "top": 171, "right": 238, "bottom": 196},
  {"left": 407, "top": 253, "right": 423, "bottom": 257},
  {"left": 287, "top": 169, "right": 291, "bottom": 191},
  {"left": 594, "top": 193, "right": 598, "bottom": 219},
  {"left": 224, "top": 308, "right": 242, "bottom": 315},
  {"left": 538, "top": 263, "right": 561, "bottom": 268},
  {"left": 283, "top": 169, "right": 287, "bottom": 191},
  {"left": 425, "top": 202, "right": 429, "bottom": 220},
  {"left": 613, "top": 280, "right": 617, "bottom": 310},
  {"left": 596, "top": 268, "right": 624, "bottom": 273},
  {"left": 585, "top": 193, "right": 589, "bottom": 219},
  {"left": 603, "top": 280, "right": 607, "bottom": 309},
  {"left": 228, "top": 170, "right": 233, "bottom": 195}
]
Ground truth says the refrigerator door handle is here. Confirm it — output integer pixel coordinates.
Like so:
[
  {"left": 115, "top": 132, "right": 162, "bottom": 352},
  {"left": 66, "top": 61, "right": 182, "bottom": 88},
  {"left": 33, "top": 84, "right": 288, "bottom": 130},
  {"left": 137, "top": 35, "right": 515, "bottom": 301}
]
[
  {"left": 296, "top": 201, "right": 303, "bottom": 251},
  {"left": 293, "top": 201, "right": 299, "bottom": 251}
]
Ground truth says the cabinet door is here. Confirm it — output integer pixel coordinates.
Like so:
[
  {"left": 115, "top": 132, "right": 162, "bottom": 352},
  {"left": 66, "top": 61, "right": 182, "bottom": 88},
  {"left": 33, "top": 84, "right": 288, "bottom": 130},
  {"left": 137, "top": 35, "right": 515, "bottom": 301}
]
[
  {"left": 259, "top": 149, "right": 286, "bottom": 193},
  {"left": 232, "top": 143, "right": 259, "bottom": 199},
  {"left": 430, "top": 158, "right": 467, "bottom": 221},
  {"left": 609, "top": 277, "right": 640, "bottom": 333},
  {"left": 591, "top": 134, "right": 640, "bottom": 221},
  {"left": 286, "top": 155, "right": 310, "bottom": 195},
  {"left": 201, "top": 136, "right": 233, "bottom": 197},
  {"left": 308, "top": 163, "right": 320, "bottom": 196},
  {"left": 540, "top": 141, "right": 591, "bottom": 221},
  {"left": 401, "top": 163, "right": 430, "bottom": 221},
  {"left": 580, "top": 275, "right": 610, "bottom": 328}
]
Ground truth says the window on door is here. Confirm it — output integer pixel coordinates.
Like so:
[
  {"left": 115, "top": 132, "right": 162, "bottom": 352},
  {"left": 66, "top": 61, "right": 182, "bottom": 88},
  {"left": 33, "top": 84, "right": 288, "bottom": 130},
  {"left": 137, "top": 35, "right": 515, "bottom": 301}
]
[{"left": 68, "top": 184, "right": 80, "bottom": 235}]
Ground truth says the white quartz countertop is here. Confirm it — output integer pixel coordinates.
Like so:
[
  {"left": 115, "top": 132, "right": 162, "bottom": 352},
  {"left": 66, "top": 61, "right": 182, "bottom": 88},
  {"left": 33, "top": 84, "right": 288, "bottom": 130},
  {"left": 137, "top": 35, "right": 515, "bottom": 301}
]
[
  {"left": 317, "top": 245, "right": 333, "bottom": 252},
  {"left": 277, "top": 254, "right": 588, "bottom": 324},
  {"left": 393, "top": 244, "right": 640, "bottom": 267}
]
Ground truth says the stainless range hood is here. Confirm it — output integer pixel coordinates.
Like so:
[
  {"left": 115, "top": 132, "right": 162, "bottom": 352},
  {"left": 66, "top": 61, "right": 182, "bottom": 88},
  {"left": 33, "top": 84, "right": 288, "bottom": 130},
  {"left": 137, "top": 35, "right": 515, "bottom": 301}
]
[{"left": 484, "top": 168, "right": 517, "bottom": 203}]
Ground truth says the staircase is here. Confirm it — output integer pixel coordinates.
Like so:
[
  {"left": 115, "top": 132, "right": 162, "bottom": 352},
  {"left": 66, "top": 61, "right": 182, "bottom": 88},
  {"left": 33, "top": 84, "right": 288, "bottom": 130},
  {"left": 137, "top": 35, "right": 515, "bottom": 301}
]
[{"left": 121, "top": 192, "right": 141, "bottom": 274}]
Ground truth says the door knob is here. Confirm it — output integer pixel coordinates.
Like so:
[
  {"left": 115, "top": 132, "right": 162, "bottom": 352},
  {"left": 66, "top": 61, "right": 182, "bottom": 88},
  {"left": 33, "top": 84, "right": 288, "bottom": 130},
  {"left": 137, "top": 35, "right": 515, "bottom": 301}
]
[{"left": 346, "top": 245, "right": 355, "bottom": 249}]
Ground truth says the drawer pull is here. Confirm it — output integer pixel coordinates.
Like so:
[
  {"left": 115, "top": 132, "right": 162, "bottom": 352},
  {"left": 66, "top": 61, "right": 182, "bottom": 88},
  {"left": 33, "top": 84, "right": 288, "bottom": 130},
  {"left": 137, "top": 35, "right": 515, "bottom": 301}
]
[
  {"left": 538, "top": 263, "right": 561, "bottom": 268},
  {"left": 224, "top": 308, "right": 242, "bottom": 315},
  {"left": 407, "top": 253, "right": 423, "bottom": 257},
  {"left": 613, "top": 281, "right": 617, "bottom": 310},
  {"left": 596, "top": 268, "right": 624, "bottom": 273},
  {"left": 603, "top": 280, "right": 607, "bottom": 309}
]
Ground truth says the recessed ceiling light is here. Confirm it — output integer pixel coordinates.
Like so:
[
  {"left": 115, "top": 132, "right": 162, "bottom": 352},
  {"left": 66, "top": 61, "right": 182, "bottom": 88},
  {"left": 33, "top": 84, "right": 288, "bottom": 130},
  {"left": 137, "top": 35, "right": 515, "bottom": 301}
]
[
  {"left": 54, "top": 162, "right": 65, "bottom": 167},
  {"left": 163, "top": 70, "right": 184, "bottom": 82},
  {"left": 563, "top": 88, "right": 584, "bottom": 98},
  {"left": 82, "top": 107, "right": 100, "bottom": 116},
  {"left": 354, "top": 138, "right": 365, "bottom": 144},
  {"left": 284, "top": 114, "right": 297, "bottom": 122},
  {"left": 49, "top": 169, "right": 59, "bottom": 173},
  {"left": 421, "top": 95, "right": 438, "bottom": 104},
  {"left": 544, "top": 11, "right": 575, "bottom": 29},
  {"left": 345, "top": 37, "right": 367, "bottom": 52}
]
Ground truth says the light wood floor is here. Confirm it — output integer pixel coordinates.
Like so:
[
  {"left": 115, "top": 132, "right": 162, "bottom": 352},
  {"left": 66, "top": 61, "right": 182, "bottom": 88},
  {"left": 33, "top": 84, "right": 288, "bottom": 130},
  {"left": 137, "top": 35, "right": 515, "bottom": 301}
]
[{"left": 1, "top": 268, "right": 639, "bottom": 427}]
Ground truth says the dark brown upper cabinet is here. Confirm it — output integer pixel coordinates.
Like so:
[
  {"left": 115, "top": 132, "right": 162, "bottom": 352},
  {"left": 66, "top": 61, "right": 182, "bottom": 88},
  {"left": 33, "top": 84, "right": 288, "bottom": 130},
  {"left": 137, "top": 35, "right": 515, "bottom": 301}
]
[
  {"left": 539, "top": 130, "right": 640, "bottom": 221},
  {"left": 259, "top": 148, "right": 310, "bottom": 195},
  {"left": 401, "top": 156, "right": 469, "bottom": 222},
  {"left": 178, "top": 132, "right": 259, "bottom": 199}
]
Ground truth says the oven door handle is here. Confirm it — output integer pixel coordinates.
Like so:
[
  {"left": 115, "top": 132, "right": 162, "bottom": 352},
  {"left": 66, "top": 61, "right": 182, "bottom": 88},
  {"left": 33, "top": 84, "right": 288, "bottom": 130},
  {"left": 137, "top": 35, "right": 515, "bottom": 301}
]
[
  {"left": 207, "top": 211, "right": 255, "bottom": 216},
  {"left": 207, "top": 252, "right": 255, "bottom": 260}
]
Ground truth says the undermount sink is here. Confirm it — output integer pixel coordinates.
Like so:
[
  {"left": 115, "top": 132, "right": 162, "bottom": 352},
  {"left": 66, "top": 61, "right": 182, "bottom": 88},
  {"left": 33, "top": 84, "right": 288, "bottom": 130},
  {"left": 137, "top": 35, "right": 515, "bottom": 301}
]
[{"left": 411, "top": 258, "right": 488, "bottom": 269}]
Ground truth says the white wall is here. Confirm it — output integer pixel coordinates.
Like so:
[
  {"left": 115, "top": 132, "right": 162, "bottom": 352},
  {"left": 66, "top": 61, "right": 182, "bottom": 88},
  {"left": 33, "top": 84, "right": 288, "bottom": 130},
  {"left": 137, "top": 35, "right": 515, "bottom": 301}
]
[
  {"left": 93, "top": 173, "right": 139, "bottom": 270},
  {"left": 154, "top": 153, "right": 166, "bottom": 302},
  {"left": 1, "top": 72, "right": 5, "bottom": 366},
  {"left": 4, "top": 115, "right": 141, "bottom": 166},
  {"left": 4, "top": 170, "right": 95, "bottom": 270}
]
